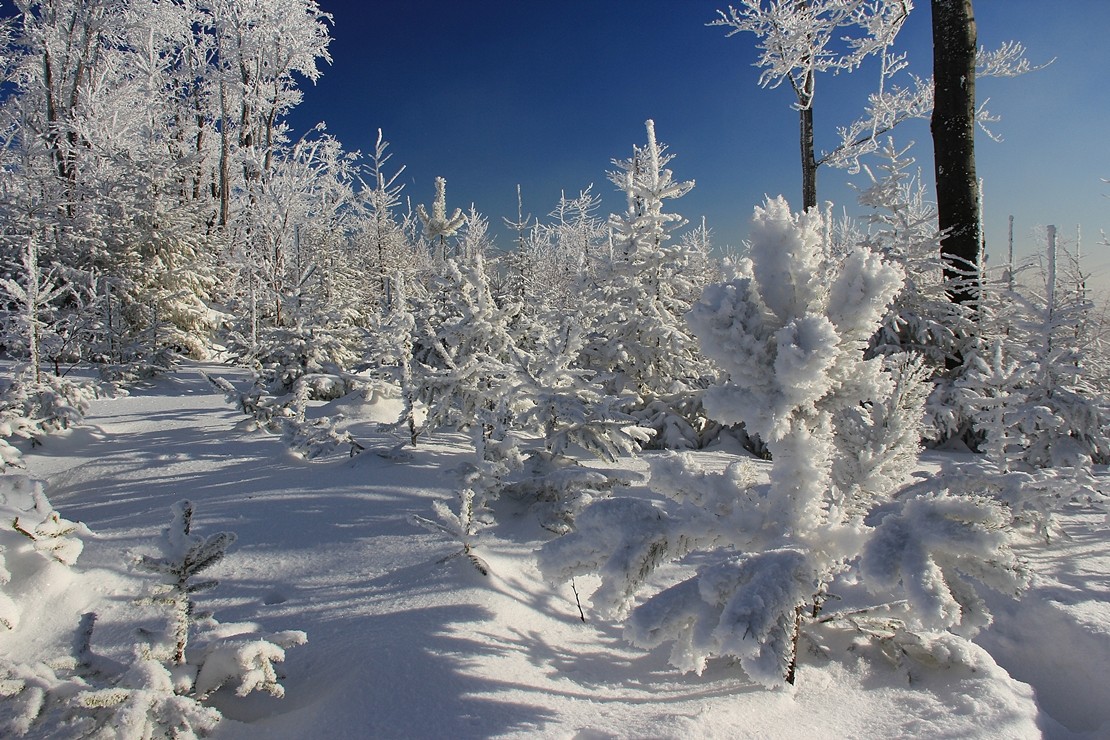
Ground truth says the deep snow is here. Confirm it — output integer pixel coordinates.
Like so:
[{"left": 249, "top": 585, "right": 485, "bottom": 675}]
[{"left": 4, "top": 363, "right": 1108, "bottom": 738}]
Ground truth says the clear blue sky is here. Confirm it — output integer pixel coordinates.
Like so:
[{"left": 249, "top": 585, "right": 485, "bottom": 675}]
[{"left": 286, "top": 0, "right": 1109, "bottom": 284}]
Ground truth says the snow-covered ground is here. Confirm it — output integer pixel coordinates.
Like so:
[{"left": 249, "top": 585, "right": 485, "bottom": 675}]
[{"left": 4, "top": 363, "right": 1108, "bottom": 738}]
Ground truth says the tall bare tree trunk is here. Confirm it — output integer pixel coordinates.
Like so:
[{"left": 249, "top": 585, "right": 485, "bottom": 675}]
[
  {"left": 218, "top": 79, "right": 231, "bottom": 228},
  {"left": 931, "top": 0, "right": 980, "bottom": 311},
  {"left": 799, "top": 70, "right": 817, "bottom": 211}
]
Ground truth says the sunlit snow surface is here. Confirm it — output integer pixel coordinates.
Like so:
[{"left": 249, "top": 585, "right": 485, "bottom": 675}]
[{"left": 6, "top": 363, "right": 1108, "bottom": 739}]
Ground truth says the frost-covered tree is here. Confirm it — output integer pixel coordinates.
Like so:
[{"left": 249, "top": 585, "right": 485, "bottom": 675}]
[
  {"left": 0, "top": 360, "right": 98, "bottom": 471},
  {"left": 0, "top": 497, "right": 308, "bottom": 738},
  {"left": 540, "top": 196, "right": 1028, "bottom": 687},
  {"left": 711, "top": 0, "right": 912, "bottom": 209},
  {"left": 1, "top": 238, "right": 70, "bottom": 383},
  {"left": 131, "top": 501, "right": 306, "bottom": 698},
  {"left": 952, "top": 227, "right": 1110, "bottom": 470},
  {"left": 225, "top": 130, "right": 362, "bottom": 394},
  {"left": 830, "top": 39, "right": 1045, "bottom": 174},
  {"left": 582, "top": 120, "right": 716, "bottom": 449},
  {"left": 360, "top": 129, "right": 410, "bottom": 310},
  {"left": 136, "top": 501, "right": 236, "bottom": 666},
  {"left": 504, "top": 322, "right": 652, "bottom": 531},
  {"left": 412, "top": 254, "right": 519, "bottom": 442},
  {"left": 543, "top": 185, "right": 608, "bottom": 311},
  {"left": 857, "top": 141, "right": 952, "bottom": 360},
  {"left": 204, "top": 0, "right": 333, "bottom": 221},
  {"left": 0, "top": 0, "right": 338, "bottom": 372},
  {"left": 417, "top": 177, "right": 467, "bottom": 262}
]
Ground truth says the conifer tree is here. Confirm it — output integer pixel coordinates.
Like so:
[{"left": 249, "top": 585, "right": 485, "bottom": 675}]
[
  {"left": 540, "top": 196, "right": 1027, "bottom": 687},
  {"left": 417, "top": 177, "right": 466, "bottom": 262},
  {"left": 583, "top": 120, "right": 716, "bottom": 448}
]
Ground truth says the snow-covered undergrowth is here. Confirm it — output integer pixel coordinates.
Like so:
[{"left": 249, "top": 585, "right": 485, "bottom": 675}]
[
  {"left": 0, "top": 366, "right": 100, "bottom": 471},
  {"left": 0, "top": 364, "right": 1106, "bottom": 738},
  {"left": 0, "top": 470, "right": 304, "bottom": 738}
]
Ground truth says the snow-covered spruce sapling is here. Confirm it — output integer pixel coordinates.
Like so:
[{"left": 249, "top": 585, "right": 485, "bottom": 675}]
[
  {"left": 973, "top": 226, "right": 1110, "bottom": 469},
  {"left": 0, "top": 476, "right": 91, "bottom": 633},
  {"left": 1, "top": 496, "right": 306, "bottom": 738},
  {"left": 896, "top": 458, "right": 1103, "bottom": 543},
  {"left": 76, "top": 660, "right": 223, "bottom": 739},
  {"left": 581, "top": 120, "right": 717, "bottom": 448},
  {"left": 1, "top": 367, "right": 99, "bottom": 469},
  {"left": 134, "top": 500, "right": 305, "bottom": 699},
  {"left": 0, "top": 235, "right": 71, "bottom": 384},
  {"left": 137, "top": 500, "right": 237, "bottom": 666},
  {"left": 539, "top": 197, "right": 1029, "bottom": 687},
  {"left": 503, "top": 323, "right": 650, "bottom": 532},
  {"left": 417, "top": 176, "right": 467, "bottom": 262},
  {"left": 412, "top": 488, "right": 490, "bottom": 576},
  {"left": 381, "top": 272, "right": 420, "bottom": 448},
  {"left": 0, "top": 479, "right": 99, "bottom": 736},
  {"left": 410, "top": 254, "right": 520, "bottom": 445}
]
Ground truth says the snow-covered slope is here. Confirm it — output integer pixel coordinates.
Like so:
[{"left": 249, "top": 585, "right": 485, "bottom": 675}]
[{"left": 4, "top": 363, "right": 1106, "bottom": 738}]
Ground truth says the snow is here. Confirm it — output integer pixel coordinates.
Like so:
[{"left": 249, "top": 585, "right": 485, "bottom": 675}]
[{"left": 3, "top": 363, "right": 1108, "bottom": 738}]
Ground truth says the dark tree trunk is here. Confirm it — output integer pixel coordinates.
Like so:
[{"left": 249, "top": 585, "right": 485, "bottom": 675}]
[
  {"left": 800, "top": 106, "right": 817, "bottom": 211},
  {"left": 799, "top": 69, "right": 817, "bottom": 211},
  {"left": 931, "top": 0, "right": 980, "bottom": 310}
]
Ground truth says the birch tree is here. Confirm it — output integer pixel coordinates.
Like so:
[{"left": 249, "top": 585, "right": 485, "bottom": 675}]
[{"left": 711, "top": 0, "right": 912, "bottom": 210}]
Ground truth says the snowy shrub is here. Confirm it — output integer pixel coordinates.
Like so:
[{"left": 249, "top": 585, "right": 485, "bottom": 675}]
[
  {"left": 509, "top": 322, "right": 653, "bottom": 464},
  {"left": 0, "top": 476, "right": 91, "bottom": 631},
  {"left": 0, "top": 658, "right": 90, "bottom": 737},
  {"left": 899, "top": 459, "right": 1103, "bottom": 542},
  {"left": 832, "top": 353, "right": 931, "bottom": 514},
  {"left": 127, "top": 501, "right": 305, "bottom": 716},
  {"left": 501, "top": 450, "right": 634, "bottom": 535},
  {"left": 407, "top": 256, "right": 652, "bottom": 532},
  {"left": 926, "top": 223, "right": 1110, "bottom": 464},
  {"left": 493, "top": 321, "right": 650, "bottom": 529},
  {"left": 193, "top": 628, "right": 308, "bottom": 699},
  {"left": 636, "top": 390, "right": 721, "bottom": 452},
  {"left": 260, "top": 320, "right": 360, "bottom": 396},
  {"left": 0, "top": 368, "right": 99, "bottom": 470},
  {"left": 539, "top": 197, "right": 1029, "bottom": 687},
  {"left": 204, "top": 372, "right": 363, "bottom": 459},
  {"left": 412, "top": 488, "right": 491, "bottom": 576},
  {"left": 952, "top": 298, "right": 1110, "bottom": 472}
]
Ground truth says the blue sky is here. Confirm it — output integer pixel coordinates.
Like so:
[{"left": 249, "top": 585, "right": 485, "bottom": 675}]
[{"left": 287, "top": 0, "right": 1109, "bottom": 283}]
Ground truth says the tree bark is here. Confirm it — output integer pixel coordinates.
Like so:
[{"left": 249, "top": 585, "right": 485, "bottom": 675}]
[
  {"left": 800, "top": 106, "right": 817, "bottom": 211},
  {"left": 800, "top": 69, "right": 817, "bottom": 211},
  {"left": 931, "top": 0, "right": 980, "bottom": 310}
]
